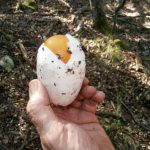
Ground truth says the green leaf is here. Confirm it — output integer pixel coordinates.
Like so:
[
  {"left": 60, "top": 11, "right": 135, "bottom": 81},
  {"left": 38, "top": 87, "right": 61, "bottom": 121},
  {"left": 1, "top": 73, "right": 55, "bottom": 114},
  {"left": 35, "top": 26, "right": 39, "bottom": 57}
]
[{"left": 5, "top": 66, "right": 13, "bottom": 72}]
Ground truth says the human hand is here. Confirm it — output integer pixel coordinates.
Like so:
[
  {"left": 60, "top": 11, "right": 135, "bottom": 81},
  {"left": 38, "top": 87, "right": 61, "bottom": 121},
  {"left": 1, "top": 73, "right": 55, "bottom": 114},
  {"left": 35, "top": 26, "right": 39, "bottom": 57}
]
[{"left": 27, "top": 78, "right": 115, "bottom": 150}]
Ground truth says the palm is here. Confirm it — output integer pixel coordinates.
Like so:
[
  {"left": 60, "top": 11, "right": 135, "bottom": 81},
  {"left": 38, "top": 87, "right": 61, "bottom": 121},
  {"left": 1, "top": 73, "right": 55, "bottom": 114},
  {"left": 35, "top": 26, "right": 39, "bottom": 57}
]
[{"left": 53, "top": 101, "right": 98, "bottom": 124}]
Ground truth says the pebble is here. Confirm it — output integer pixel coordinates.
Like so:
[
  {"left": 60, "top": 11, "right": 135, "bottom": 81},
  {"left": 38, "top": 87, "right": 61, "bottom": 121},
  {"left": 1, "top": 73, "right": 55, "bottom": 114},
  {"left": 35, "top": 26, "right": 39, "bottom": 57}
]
[{"left": 0, "top": 55, "right": 14, "bottom": 71}]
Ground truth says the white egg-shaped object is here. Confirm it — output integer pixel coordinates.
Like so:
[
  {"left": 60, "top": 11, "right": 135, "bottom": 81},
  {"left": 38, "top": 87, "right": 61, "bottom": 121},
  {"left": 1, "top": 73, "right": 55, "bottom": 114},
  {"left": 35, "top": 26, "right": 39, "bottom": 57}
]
[{"left": 37, "top": 34, "right": 86, "bottom": 106}]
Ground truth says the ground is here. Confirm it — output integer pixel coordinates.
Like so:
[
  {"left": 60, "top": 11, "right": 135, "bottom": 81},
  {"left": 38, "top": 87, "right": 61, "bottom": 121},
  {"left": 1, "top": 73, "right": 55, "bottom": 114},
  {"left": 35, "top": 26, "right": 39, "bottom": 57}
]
[{"left": 0, "top": 0, "right": 150, "bottom": 150}]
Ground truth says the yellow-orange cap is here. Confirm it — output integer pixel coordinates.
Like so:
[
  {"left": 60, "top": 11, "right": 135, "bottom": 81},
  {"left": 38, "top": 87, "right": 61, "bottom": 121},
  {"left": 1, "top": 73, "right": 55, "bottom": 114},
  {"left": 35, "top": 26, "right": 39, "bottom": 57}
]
[{"left": 44, "top": 35, "right": 71, "bottom": 64}]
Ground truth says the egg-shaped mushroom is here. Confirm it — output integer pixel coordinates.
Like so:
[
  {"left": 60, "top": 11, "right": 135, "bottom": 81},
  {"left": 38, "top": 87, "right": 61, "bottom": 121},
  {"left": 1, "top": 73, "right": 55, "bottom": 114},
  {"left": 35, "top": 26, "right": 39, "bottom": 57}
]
[{"left": 37, "top": 34, "right": 86, "bottom": 106}]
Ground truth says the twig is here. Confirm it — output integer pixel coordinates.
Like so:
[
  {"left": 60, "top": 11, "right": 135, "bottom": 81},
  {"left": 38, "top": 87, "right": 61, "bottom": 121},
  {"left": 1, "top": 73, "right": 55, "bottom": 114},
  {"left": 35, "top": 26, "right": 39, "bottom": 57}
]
[
  {"left": 0, "top": 144, "right": 9, "bottom": 150},
  {"left": 96, "top": 111, "right": 125, "bottom": 122},
  {"left": 17, "top": 133, "right": 28, "bottom": 150},
  {"left": 58, "top": 0, "right": 70, "bottom": 8},
  {"left": 17, "top": 131, "right": 39, "bottom": 150},
  {"left": 113, "top": 0, "right": 127, "bottom": 34},
  {"left": 121, "top": 100, "right": 150, "bottom": 131},
  {"left": 117, "top": 13, "right": 150, "bottom": 18},
  {"left": 96, "top": 103, "right": 150, "bottom": 131},
  {"left": 75, "top": 21, "right": 84, "bottom": 33},
  {"left": 107, "top": 12, "right": 150, "bottom": 20},
  {"left": 17, "top": 39, "right": 28, "bottom": 60},
  {"left": 16, "top": 39, "right": 35, "bottom": 69},
  {"left": 75, "top": 5, "right": 89, "bottom": 14},
  {"left": 20, "top": 135, "right": 39, "bottom": 149},
  {"left": 27, "top": 135, "right": 39, "bottom": 144},
  {"left": 89, "top": 0, "right": 92, "bottom": 10}
]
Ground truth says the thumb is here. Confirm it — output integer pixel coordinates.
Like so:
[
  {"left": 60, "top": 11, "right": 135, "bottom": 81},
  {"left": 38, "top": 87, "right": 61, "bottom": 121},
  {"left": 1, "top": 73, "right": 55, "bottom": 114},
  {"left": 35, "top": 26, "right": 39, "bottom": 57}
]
[{"left": 27, "top": 79, "right": 57, "bottom": 134}]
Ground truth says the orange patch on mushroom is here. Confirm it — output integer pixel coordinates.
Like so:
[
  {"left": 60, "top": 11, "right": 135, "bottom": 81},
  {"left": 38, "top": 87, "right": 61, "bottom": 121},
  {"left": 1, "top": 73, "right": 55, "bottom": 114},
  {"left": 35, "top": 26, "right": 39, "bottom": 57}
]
[{"left": 44, "top": 35, "right": 71, "bottom": 64}]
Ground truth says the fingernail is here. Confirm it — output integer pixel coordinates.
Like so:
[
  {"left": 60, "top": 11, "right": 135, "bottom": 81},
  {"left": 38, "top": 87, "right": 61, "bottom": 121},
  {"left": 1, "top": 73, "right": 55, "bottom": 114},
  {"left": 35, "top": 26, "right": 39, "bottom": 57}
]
[
  {"left": 29, "top": 80, "right": 39, "bottom": 99},
  {"left": 86, "top": 86, "right": 96, "bottom": 93}
]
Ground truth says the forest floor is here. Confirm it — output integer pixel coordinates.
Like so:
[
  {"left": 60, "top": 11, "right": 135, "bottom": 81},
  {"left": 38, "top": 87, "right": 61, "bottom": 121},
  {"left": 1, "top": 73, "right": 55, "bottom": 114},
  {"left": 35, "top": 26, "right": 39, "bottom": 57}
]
[{"left": 0, "top": 0, "right": 150, "bottom": 150}]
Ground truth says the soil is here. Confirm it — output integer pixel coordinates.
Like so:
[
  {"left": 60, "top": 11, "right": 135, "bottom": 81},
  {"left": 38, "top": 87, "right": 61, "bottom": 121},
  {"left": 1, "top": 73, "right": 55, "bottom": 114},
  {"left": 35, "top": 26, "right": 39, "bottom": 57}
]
[{"left": 0, "top": 0, "right": 150, "bottom": 150}]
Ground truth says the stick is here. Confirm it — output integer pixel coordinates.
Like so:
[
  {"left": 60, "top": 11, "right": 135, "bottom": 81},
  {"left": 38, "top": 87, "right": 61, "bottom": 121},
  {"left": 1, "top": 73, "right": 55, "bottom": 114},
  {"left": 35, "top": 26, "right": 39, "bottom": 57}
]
[
  {"left": 89, "top": 0, "right": 92, "bottom": 10},
  {"left": 58, "top": 0, "right": 70, "bottom": 8},
  {"left": 16, "top": 130, "right": 39, "bottom": 150},
  {"left": 17, "top": 39, "right": 28, "bottom": 60},
  {"left": 75, "top": 5, "right": 89, "bottom": 14},
  {"left": 96, "top": 111, "right": 124, "bottom": 121},
  {"left": 17, "top": 133, "right": 28, "bottom": 150},
  {"left": 16, "top": 40, "right": 35, "bottom": 70},
  {"left": 113, "top": 0, "right": 126, "bottom": 34},
  {"left": 121, "top": 100, "right": 150, "bottom": 131},
  {"left": 0, "top": 144, "right": 9, "bottom": 150}
]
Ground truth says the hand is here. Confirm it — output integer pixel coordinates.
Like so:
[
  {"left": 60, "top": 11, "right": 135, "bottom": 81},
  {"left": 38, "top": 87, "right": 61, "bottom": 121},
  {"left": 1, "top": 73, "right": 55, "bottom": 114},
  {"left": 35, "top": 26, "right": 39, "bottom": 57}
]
[{"left": 27, "top": 78, "right": 115, "bottom": 150}]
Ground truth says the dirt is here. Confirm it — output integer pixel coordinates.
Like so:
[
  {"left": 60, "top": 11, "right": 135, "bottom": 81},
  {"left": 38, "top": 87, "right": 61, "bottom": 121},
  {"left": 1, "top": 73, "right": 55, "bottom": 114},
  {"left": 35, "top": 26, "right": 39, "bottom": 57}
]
[{"left": 0, "top": 0, "right": 150, "bottom": 150}]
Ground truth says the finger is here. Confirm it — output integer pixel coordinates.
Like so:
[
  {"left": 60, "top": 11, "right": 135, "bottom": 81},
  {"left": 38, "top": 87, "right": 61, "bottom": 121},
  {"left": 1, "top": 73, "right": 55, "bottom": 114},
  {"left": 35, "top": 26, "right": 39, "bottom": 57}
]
[
  {"left": 27, "top": 79, "right": 57, "bottom": 135},
  {"left": 80, "top": 99, "right": 96, "bottom": 113},
  {"left": 82, "top": 77, "right": 89, "bottom": 88},
  {"left": 75, "top": 77, "right": 89, "bottom": 101},
  {"left": 75, "top": 94, "right": 84, "bottom": 101},
  {"left": 71, "top": 99, "right": 82, "bottom": 108},
  {"left": 77, "top": 92, "right": 105, "bottom": 112},
  {"left": 28, "top": 79, "right": 50, "bottom": 105},
  {"left": 92, "top": 91, "right": 105, "bottom": 103},
  {"left": 81, "top": 86, "right": 96, "bottom": 99}
]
